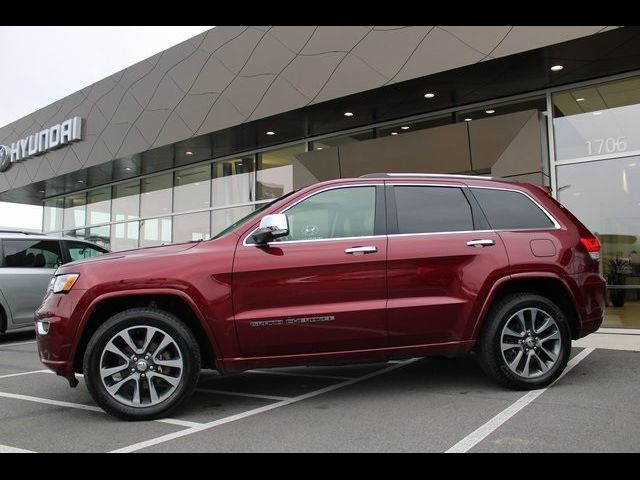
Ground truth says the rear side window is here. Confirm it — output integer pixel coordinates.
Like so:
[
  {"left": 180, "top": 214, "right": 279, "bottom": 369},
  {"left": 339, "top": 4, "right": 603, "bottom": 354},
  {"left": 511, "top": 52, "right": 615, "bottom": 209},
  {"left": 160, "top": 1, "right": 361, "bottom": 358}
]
[
  {"left": 471, "top": 188, "right": 555, "bottom": 230},
  {"left": 2, "top": 240, "right": 62, "bottom": 268},
  {"left": 394, "top": 186, "right": 473, "bottom": 234}
]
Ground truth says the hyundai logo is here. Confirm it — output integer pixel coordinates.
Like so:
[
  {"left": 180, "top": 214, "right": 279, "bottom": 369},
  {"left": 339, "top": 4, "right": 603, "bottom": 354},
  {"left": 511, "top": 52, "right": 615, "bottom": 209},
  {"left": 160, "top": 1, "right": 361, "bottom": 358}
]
[{"left": 0, "top": 145, "right": 10, "bottom": 173}]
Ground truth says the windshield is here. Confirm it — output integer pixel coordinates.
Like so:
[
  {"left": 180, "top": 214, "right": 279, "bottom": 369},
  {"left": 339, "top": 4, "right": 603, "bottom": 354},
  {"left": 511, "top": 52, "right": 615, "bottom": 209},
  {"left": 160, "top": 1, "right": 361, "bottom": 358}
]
[{"left": 210, "top": 189, "right": 299, "bottom": 240}]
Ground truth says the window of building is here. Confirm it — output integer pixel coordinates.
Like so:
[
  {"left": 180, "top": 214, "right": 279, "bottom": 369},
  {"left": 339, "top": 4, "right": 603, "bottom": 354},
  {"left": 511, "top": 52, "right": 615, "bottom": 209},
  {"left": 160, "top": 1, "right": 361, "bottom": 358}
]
[
  {"left": 256, "top": 145, "right": 301, "bottom": 200},
  {"left": 2, "top": 240, "right": 62, "bottom": 269},
  {"left": 87, "top": 187, "right": 111, "bottom": 226},
  {"left": 211, "top": 205, "right": 255, "bottom": 236},
  {"left": 111, "top": 221, "right": 139, "bottom": 251},
  {"left": 212, "top": 156, "right": 255, "bottom": 207},
  {"left": 394, "top": 186, "right": 473, "bottom": 234},
  {"left": 173, "top": 212, "right": 210, "bottom": 243},
  {"left": 63, "top": 193, "right": 86, "bottom": 231},
  {"left": 43, "top": 198, "right": 64, "bottom": 232},
  {"left": 553, "top": 76, "right": 640, "bottom": 162},
  {"left": 309, "top": 130, "right": 374, "bottom": 151},
  {"left": 277, "top": 186, "right": 376, "bottom": 241},
  {"left": 140, "top": 217, "right": 172, "bottom": 247},
  {"left": 141, "top": 173, "right": 172, "bottom": 218},
  {"left": 112, "top": 181, "right": 140, "bottom": 223},
  {"left": 471, "top": 188, "right": 554, "bottom": 230},
  {"left": 175, "top": 164, "right": 211, "bottom": 213}
]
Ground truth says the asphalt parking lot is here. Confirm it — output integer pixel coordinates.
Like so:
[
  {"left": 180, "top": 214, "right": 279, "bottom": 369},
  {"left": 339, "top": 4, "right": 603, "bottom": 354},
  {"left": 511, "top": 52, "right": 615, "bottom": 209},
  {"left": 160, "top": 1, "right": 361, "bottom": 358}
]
[{"left": 0, "top": 332, "right": 639, "bottom": 453}]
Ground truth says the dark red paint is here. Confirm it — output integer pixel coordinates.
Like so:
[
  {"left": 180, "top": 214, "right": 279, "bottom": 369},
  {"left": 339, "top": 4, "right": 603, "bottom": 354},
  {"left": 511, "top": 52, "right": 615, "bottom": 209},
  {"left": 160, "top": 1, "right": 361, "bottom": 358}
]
[{"left": 35, "top": 176, "right": 606, "bottom": 383}]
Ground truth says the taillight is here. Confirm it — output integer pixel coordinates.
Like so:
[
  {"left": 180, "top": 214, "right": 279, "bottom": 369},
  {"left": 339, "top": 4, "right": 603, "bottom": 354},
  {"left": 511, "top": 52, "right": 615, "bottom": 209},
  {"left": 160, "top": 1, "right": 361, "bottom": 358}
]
[{"left": 580, "top": 236, "right": 601, "bottom": 261}]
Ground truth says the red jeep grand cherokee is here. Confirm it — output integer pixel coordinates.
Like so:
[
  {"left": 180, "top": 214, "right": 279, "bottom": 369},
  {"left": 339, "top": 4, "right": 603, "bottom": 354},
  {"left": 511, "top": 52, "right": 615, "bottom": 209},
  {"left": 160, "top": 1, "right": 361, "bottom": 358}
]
[{"left": 36, "top": 174, "right": 606, "bottom": 420}]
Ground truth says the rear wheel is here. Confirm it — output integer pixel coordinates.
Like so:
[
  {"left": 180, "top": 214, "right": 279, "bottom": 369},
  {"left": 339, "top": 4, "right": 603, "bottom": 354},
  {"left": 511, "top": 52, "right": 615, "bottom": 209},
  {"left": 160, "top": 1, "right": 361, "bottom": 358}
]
[
  {"left": 476, "top": 293, "right": 571, "bottom": 389},
  {"left": 83, "top": 308, "right": 201, "bottom": 420}
]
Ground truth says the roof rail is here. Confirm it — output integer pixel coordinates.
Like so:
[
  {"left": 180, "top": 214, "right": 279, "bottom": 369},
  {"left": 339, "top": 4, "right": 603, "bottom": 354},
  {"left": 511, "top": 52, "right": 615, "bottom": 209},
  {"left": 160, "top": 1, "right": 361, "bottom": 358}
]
[
  {"left": 0, "top": 229, "right": 45, "bottom": 235},
  {"left": 359, "top": 173, "right": 496, "bottom": 180}
]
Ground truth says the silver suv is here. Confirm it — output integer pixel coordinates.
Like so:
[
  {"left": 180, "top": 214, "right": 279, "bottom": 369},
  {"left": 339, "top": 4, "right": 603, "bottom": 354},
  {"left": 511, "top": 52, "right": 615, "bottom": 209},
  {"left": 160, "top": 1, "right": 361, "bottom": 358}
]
[{"left": 0, "top": 231, "right": 108, "bottom": 334}]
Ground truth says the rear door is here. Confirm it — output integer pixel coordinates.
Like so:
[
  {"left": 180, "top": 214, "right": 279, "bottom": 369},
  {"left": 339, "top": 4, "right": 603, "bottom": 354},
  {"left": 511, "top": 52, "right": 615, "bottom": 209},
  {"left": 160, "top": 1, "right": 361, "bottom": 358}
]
[
  {"left": 0, "top": 238, "right": 63, "bottom": 325},
  {"left": 386, "top": 182, "right": 510, "bottom": 346}
]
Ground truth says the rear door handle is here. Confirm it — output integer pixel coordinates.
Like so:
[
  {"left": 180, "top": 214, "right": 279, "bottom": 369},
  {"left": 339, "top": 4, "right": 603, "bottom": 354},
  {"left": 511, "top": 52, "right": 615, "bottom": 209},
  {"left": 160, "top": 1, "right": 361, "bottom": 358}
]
[
  {"left": 466, "top": 239, "right": 495, "bottom": 247},
  {"left": 345, "top": 246, "right": 378, "bottom": 254}
]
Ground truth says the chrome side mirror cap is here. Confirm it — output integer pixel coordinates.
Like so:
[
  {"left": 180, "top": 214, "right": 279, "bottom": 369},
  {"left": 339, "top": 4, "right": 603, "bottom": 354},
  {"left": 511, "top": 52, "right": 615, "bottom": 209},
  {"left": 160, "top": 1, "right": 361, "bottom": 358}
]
[{"left": 251, "top": 214, "right": 289, "bottom": 245}]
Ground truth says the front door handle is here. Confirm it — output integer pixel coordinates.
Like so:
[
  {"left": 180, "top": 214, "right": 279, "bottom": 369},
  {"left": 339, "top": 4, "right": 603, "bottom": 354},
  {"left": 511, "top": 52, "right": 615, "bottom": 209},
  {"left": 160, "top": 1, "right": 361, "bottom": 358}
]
[
  {"left": 467, "top": 239, "right": 495, "bottom": 247},
  {"left": 345, "top": 246, "right": 378, "bottom": 254}
]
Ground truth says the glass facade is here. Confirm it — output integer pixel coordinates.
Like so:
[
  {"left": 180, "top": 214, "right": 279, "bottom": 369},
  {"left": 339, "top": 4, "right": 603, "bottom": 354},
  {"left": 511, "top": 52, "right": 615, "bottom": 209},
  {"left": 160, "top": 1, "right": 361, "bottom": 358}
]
[
  {"left": 554, "top": 75, "right": 640, "bottom": 329},
  {"left": 39, "top": 71, "right": 640, "bottom": 333}
]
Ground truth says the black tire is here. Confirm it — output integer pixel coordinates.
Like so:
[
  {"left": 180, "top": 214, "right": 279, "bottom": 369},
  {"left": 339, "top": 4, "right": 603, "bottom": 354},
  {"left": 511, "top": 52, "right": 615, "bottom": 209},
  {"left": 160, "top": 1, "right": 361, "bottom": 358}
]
[
  {"left": 83, "top": 307, "right": 201, "bottom": 420},
  {"left": 476, "top": 293, "right": 571, "bottom": 390}
]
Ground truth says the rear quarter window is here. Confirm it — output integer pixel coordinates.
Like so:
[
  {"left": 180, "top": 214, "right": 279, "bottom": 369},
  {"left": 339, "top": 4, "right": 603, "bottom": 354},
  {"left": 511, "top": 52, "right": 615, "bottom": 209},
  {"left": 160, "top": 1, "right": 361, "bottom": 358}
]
[{"left": 471, "top": 188, "right": 555, "bottom": 230}]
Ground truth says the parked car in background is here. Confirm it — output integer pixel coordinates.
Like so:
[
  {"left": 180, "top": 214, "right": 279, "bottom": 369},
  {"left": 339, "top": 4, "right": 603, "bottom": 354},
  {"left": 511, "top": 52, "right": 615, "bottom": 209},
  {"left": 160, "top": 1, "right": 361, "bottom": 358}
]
[
  {"left": 36, "top": 174, "right": 605, "bottom": 420},
  {"left": 0, "top": 231, "right": 108, "bottom": 334}
]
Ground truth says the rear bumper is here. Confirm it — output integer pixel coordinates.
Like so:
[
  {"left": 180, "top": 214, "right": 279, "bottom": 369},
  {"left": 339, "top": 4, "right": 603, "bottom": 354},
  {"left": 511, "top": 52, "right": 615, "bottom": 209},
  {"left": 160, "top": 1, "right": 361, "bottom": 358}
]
[{"left": 568, "top": 272, "right": 606, "bottom": 339}]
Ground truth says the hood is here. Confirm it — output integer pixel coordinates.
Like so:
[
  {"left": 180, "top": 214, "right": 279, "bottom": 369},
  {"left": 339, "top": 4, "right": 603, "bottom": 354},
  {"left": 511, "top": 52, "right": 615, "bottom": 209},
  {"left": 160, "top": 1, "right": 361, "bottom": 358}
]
[{"left": 62, "top": 241, "right": 201, "bottom": 268}]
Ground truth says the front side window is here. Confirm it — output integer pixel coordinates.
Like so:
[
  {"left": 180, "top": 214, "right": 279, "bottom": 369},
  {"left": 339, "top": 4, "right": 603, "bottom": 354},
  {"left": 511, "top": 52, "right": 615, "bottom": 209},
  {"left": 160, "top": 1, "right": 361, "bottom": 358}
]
[
  {"left": 67, "top": 241, "right": 106, "bottom": 262},
  {"left": 277, "top": 186, "right": 376, "bottom": 242},
  {"left": 2, "top": 240, "right": 62, "bottom": 268},
  {"left": 394, "top": 186, "right": 473, "bottom": 234}
]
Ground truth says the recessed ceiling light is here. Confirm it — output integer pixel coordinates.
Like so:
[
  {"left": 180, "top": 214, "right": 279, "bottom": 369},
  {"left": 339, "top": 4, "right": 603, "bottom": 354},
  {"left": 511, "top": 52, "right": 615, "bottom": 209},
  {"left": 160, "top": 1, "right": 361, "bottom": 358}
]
[
  {"left": 464, "top": 118, "right": 472, "bottom": 122},
  {"left": 424, "top": 92, "right": 435, "bottom": 98},
  {"left": 593, "top": 111, "right": 602, "bottom": 116},
  {"left": 266, "top": 131, "right": 275, "bottom": 135},
  {"left": 316, "top": 147, "right": 323, "bottom": 150},
  {"left": 486, "top": 109, "right": 495, "bottom": 114},
  {"left": 344, "top": 112, "right": 354, "bottom": 117},
  {"left": 185, "top": 151, "right": 193, "bottom": 155},
  {"left": 125, "top": 167, "right": 132, "bottom": 171},
  {"left": 391, "top": 132, "right": 398, "bottom": 136},
  {"left": 401, "top": 126, "right": 410, "bottom": 130},
  {"left": 77, "top": 180, "right": 84, "bottom": 183},
  {"left": 576, "top": 98, "right": 585, "bottom": 102},
  {"left": 39, "top": 190, "right": 45, "bottom": 193},
  {"left": 550, "top": 65, "right": 564, "bottom": 71}
]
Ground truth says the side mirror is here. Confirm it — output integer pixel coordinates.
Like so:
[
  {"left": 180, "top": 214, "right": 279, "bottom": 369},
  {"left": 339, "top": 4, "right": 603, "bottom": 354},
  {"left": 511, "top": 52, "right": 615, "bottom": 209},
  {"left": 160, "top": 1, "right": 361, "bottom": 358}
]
[{"left": 252, "top": 214, "right": 289, "bottom": 245}]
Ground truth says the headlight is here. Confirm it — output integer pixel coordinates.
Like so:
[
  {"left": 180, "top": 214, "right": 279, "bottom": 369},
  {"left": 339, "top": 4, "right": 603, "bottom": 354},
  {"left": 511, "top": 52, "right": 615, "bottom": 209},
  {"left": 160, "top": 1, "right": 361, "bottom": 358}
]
[{"left": 52, "top": 273, "right": 80, "bottom": 294}]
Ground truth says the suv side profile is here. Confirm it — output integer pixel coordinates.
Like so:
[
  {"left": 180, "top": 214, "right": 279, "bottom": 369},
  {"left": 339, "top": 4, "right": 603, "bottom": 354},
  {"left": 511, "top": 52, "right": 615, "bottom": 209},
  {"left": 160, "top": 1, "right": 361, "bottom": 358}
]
[
  {"left": 0, "top": 231, "right": 108, "bottom": 335},
  {"left": 35, "top": 174, "right": 606, "bottom": 420}
]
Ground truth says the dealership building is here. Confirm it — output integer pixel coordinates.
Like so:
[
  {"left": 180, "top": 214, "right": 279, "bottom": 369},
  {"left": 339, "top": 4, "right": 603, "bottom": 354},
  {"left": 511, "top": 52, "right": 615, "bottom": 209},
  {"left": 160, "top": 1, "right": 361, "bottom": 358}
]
[{"left": 2, "top": 25, "right": 640, "bottom": 329}]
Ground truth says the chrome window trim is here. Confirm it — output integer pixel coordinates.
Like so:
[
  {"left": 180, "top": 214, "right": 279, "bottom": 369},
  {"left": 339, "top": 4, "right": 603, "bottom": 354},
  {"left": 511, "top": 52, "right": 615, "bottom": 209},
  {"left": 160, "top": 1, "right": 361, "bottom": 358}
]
[
  {"left": 243, "top": 182, "right": 562, "bottom": 247},
  {"left": 243, "top": 183, "right": 380, "bottom": 246}
]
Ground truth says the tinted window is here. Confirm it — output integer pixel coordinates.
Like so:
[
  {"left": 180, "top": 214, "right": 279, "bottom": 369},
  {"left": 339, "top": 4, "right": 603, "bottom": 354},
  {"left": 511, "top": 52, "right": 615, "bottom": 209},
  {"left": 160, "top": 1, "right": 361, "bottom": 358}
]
[
  {"left": 394, "top": 186, "right": 473, "bottom": 234},
  {"left": 2, "top": 240, "right": 62, "bottom": 268},
  {"left": 471, "top": 188, "right": 555, "bottom": 230},
  {"left": 278, "top": 187, "right": 376, "bottom": 241},
  {"left": 67, "top": 241, "right": 106, "bottom": 262}
]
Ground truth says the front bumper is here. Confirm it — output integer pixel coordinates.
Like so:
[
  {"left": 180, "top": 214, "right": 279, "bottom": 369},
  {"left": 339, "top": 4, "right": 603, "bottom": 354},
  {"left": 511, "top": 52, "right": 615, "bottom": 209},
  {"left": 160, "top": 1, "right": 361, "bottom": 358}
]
[{"left": 35, "top": 289, "right": 87, "bottom": 382}]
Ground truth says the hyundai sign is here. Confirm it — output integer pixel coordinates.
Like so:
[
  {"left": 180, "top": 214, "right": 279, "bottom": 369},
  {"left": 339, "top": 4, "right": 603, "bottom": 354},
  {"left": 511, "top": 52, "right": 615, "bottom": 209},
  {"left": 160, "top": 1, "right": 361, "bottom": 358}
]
[{"left": 0, "top": 117, "right": 83, "bottom": 172}]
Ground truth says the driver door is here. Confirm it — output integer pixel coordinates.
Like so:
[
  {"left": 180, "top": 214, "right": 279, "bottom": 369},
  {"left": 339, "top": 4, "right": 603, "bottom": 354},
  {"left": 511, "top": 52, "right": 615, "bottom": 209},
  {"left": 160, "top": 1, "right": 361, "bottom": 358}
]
[{"left": 232, "top": 184, "right": 388, "bottom": 357}]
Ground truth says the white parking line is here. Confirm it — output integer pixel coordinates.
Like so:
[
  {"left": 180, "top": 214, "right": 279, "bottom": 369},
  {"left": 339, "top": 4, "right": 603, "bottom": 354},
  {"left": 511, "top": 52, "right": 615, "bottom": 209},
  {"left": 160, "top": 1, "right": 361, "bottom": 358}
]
[
  {"left": 110, "top": 357, "right": 422, "bottom": 453},
  {"left": 0, "top": 391, "right": 203, "bottom": 429},
  {"left": 0, "top": 369, "right": 52, "bottom": 379},
  {"left": 445, "top": 347, "right": 595, "bottom": 453},
  {"left": 196, "top": 388, "right": 291, "bottom": 401},
  {"left": 0, "top": 340, "right": 37, "bottom": 348},
  {"left": 0, "top": 444, "right": 34, "bottom": 453},
  {"left": 247, "top": 369, "right": 352, "bottom": 381}
]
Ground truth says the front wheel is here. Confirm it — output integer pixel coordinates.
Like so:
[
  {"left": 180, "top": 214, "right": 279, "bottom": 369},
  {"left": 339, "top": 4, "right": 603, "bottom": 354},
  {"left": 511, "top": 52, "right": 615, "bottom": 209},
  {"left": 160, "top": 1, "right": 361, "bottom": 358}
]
[
  {"left": 476, "top": 293, "right": 571, "bottom": 390},
  {"left": 83, "top": 308, "right": 201, "bottom": 420}
]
